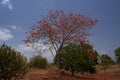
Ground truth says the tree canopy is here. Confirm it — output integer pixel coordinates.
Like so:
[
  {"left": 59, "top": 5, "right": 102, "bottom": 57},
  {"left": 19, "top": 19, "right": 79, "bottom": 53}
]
[{"left": 24, "top": 10, "right": 98, "bottom": 55}]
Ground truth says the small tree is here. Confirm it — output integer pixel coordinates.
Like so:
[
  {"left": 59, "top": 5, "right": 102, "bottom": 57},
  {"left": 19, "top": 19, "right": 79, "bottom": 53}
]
[
  {"left": 29, "top": 55, "right": 48, "bottom": 69},
  {"left": 114, "top": 47, "right": 120, "bottom": 66},
  {"left": 0, "top": 43, "right": 28, "bottom": 80},
  {"left": 100, "top": 54, "right": 114, "bottom": 74},
  {"left": 54, "top": 42, "right": 98, "bottom": 75}
]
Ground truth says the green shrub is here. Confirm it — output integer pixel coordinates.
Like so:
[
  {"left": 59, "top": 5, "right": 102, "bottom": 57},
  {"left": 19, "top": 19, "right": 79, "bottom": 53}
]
[
  {"left": 54, "top": 43, "right": 98, "bottom": 75},
  {"left": 0, "top": 43, "right": 28, "bottom": 80},
  {"left": 100, "top": 54, "right": 115, "bottom": 74},
  {"left": 114, "top": 47, "right": 120, "bottom": 66},
  {"left": 29, "top": 55, "right": 48, "bottom": 69}
]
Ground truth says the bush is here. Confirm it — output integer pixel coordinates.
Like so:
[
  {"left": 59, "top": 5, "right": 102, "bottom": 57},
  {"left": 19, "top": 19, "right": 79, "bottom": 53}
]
[
  {"left": 114, "top": 47, "right": 120, "bottom": 65},
  {"left": 54, "top": 43, "right": 98, "bottom": 75},
  {"left": 100, "top": 54, "right": 115, "bottom": 74},
  {"left": 0, "top": 43, "right": 28, "bottom": 80},
  {"left": 29, "top": 55, "right": 48, "bottom": 69}
]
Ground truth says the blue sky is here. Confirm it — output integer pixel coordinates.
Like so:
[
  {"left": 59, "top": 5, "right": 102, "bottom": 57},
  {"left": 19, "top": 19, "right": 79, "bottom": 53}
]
[{"left": 0, "top": 0, "right": 120, "bottom": 61}]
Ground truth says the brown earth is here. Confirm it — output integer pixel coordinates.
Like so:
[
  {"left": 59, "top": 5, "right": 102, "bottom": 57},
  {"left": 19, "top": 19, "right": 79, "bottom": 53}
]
[{"left": 23, "top": 65, "right": 120, "bottom": 80}]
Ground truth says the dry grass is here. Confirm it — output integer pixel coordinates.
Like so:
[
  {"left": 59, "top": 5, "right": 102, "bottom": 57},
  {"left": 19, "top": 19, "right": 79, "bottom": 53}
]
[
  {"left": 23, "top": 65, "right": 120, "bottom": 80},
  {"left": 96, "top": 65, "right": 120, "bottom": 75}
]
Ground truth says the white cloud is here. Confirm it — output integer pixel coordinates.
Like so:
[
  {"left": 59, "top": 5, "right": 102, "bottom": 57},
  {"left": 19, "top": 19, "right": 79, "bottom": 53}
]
[
  {"left": 11, "top": 25, "right": 23, "bottom": 32},
  {"left": 0, "top": 28, "right": 14, "bottom": 41},
  {"left": 16, "top": 44, "right": 35, "bottom": 59},
  {"left": 2, "top": 25, "right": 22, "bottom": 32},
  {"left": 11, "top": 26, "right": 17, "bottom": 30},
  {"left": 16, "top": 44, "right": 35, "bottom": 54},
  {"left": 16, "top": 44, "right": 54, "bottom": 62},
  {"left": 100, "top": 51, "right": 107, "bottom": 54},
  {"left": 1, "top": 0, "right": 13, "bottom": 10}
]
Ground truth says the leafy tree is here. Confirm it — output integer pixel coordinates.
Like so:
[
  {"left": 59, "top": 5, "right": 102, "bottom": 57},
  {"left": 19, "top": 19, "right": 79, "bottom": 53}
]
[
  {"left": 54, "top": 42, "right": 98, "bottom": 75},
  {"left": 100, "top": 54, "right": 114, "bottom": 74},
  {"left": 114, "top": 47, "right": 120, "bottom": 66},
  {"left": 29, "top": 55, "right": 48, "bottom": 69},
  {"left": 24, "top": 10, "right": 98, "bottom": 64},
  {"left": 0, "top": 43, "right": 28, "bottom": 80}
]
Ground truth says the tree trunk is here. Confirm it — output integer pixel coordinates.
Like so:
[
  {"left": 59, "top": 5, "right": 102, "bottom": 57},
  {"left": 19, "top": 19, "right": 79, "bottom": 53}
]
[
  {"left": 56, "top": 44, "right": 63, "bottom": 67},
  {"left": 103, "top": 65, "right": 106, "bottom": 75},
  {"left": 119, "top": 63, "right": 120, "bottom": 67},
  {"left": 56, "top": 52, "right": 60, "bottom": 67},
  {"left": 71, "top": 68, "right": 74, "bottom": 76}
]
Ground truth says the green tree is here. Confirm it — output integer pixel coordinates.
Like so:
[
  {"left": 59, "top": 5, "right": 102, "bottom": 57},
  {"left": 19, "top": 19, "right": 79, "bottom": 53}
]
[
  {"left": 100, "top": 54, "right": 114, "bottom": 74},
  {"left": 54, "top": 42, "right": 98, "bottom": 75},
  {"left": 0, "top": 43, "right": 28, "bottom": 80},
  {"left": 114, "top": 47, "right": 120, "bottom": 66},
  {"left": 29, "top": 55, "right": 48, "bottom": 69}
]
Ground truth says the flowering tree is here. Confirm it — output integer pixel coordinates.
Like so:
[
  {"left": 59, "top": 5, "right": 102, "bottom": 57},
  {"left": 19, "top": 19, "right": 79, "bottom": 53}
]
[{"left": 24, "top": 10, "right": 97, "bottom": 62}]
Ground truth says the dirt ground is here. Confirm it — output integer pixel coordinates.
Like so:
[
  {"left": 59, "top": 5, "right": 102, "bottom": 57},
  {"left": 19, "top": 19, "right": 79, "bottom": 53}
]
[{"left": 23, "top": 65, "right": 120, "bottom": 80}]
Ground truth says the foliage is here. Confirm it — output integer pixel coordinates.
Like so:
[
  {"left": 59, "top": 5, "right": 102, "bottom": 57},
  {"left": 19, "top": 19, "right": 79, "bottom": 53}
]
[
  {"left": 100, "top": 54, "right": 114, "bottom": 67},
  {"left": 29, "top": 55, "right": 48, "bottom": 69},
  {"left": 24, "top": 10, "right": 98, "bottom": 64},
  {"left": 100, "top": 54, "right": 114, "bottom": 74},
  {"left": 0, "top": 43, "right": 28, "bottom": 80},
  {"left": 54, "top": 42, "right": 98, "bottom": 75},
  {"left": 114, "top": 47, "right": 120, "bottom": 65}
]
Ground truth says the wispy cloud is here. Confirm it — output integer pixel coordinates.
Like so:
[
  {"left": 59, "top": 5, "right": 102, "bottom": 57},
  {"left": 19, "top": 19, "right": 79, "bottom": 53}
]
[
  {"left": 10, "top": 25, "right": 23, "bottom": 32},
  {"left": 0, "top": 28, "right": 14, "bottom": 41},
  {"left": 2, "top": 25, "right": 22, "bottom": 32},
  {"left": 1, "top": 0, "right": 13, "bottom": 10},
  {"left": 11, "top": 26, "right": 17, "bottom": 30}
]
